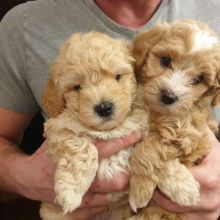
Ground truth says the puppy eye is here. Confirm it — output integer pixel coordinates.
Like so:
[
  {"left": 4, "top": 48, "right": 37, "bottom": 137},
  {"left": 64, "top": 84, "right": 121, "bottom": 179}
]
[
  {"left": 192, "top": 75, "right": 204, "bottom": 85},
  {"left": 160, "top": 57, "right": 172, "bottom": 68},
  {"left": 115, "top": 74, "right": 121, "bottom": 81},
  {"left": 73, "top": 85, "right": 81, "bottom": 91}
]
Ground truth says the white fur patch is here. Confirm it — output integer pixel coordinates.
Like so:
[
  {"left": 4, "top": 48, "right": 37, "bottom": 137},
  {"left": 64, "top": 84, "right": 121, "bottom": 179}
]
[
  {"left": 163, "top": 70, "right": 189, "bottom": 94},
  {"left": 164, "top": 70, "right": 189, "bottom": 91},
  {"left": 169, "top": 70, "right": 188, "bottom": 85},
  {"left": 98, "top": 147, "right": 132, "bottom": 181},
  {"left": 191, "top": 31, "right": 219, "bottom": 52}
]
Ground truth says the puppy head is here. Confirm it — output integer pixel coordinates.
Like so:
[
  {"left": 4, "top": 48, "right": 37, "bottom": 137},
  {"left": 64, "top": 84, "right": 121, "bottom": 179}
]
[
  {"left": 42, "top": 32, "right": 136, "bottom": 130},
  {"left": 133, "top": 20, "right": 220, "bottom": 115}
]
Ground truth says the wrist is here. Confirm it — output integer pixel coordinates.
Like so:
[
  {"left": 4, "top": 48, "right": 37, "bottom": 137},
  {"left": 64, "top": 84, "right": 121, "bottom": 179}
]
[
  {"left": 0, "top": 138, "right": 55, "bottom": 202},
  {"left": 0, "top": 147, "right": 29, "bottom": 196},
  {"left": 10, "top": 154, "right": 33, "bottom": 197},
  {"left": 14, "top": 146, "right": 55, "bottom": 202}
]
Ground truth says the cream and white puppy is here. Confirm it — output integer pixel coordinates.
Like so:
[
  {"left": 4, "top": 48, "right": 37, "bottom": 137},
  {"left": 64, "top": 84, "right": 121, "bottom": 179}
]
[
  {"left": 129, "top": 20, "right": 220, "bottom": 220},
  {"left": 40, "top": 32, "right": 148, "bottom": 220}
]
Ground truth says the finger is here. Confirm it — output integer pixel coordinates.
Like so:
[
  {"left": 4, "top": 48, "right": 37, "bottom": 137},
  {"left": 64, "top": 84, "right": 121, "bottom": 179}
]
[
  {"left": 81, "top": 192, "right": 124, "bottom": 208},
  {"left": 71, "top": 206, "right": 109, "bottom": 219},
  {"left": 90, "top": 172, "right": 130, "bottom": 193},
  {"left": 95, "top": 130, "right": 142, "bottom": 159},
  {"left": 184, "top": 210, "right": 220, "bottom": 220},
  {"left": 81, "top": 192, "right": 109, "bottom": 208},
  {"left": 90, "top": 210, "right": 110, "bottom": 220},
  {"left": 184, "top": 211, "right": 203, "bottom": 220},
  {"left": 153, "top": 189, "right": 215, "bottom": 214},
  {"left": 152, "top": 189, "right": 195, "bottom": 213},
  {"left": 189, "top": 139, "right": 220, "bottom": 189}
]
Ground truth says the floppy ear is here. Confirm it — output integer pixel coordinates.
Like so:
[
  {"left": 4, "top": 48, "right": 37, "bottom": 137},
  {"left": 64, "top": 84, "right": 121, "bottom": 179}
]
[
  {"left": 132, "top": 22, "right": 169, "bottom": 75},
  {"left": 42, "top": 79, "right": 64, "bottom": 118},
  {"left": 207, "top": 48, "right": 220, "bottom": 107},
  {"left": 211, "top": 74, "right": 220, "bottom": 107}
]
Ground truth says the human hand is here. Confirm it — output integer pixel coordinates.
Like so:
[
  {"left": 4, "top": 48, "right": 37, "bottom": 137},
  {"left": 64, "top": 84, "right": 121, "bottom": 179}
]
[
  {"left": 152, "top": 126, "right": 220, "bottom": 220},
  {"left": 20, "top": 131, "right": 142, "bottom": 218}
]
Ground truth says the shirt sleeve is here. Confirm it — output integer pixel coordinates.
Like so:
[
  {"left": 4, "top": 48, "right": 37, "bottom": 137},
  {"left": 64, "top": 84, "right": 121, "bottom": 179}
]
[{"left": 0, "top": 4, "right": 39, "bottom": 115}]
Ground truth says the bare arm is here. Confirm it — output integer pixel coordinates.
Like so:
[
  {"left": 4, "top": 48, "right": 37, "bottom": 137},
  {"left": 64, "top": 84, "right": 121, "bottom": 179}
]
[
  {"left": 0, "top": 108, "right": 32, "bottom": 192},
  {"left": 0, "top": 108, "right": 55, "bottom": 201}
]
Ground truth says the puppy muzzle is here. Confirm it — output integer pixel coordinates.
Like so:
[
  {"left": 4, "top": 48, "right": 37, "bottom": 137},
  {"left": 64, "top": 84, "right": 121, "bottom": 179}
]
[
  {"left": 94, "top": 101, "right": 114, "bottom": 118},
  {"left": 160, "top": 89, "right": 179, "bottom": 105}
]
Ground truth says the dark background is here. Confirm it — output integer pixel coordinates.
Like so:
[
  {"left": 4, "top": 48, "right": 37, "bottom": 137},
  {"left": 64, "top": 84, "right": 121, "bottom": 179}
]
[
  {"left": 0, "top": 1, "right": 43, "bottom": 219},
  {"left": 1, "top": 0, "right": 28, "bottom": 19}
]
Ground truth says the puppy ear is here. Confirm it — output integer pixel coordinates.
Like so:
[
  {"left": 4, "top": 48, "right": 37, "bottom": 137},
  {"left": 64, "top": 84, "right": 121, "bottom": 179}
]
[
  {"left": 42, "top": 79, "right": 64, "bottom": 117},
  {"left": 203, "top": 66, "right": 220, "bottom": 107},
  {"left": 205, "top": 48, "right": 220, "bottom": 107},
  {"left": 211, "top": 74, "right": 220, "bottom": 107},
  {"left": 132, "top": 22, "right": 169, "bottom": 74}
]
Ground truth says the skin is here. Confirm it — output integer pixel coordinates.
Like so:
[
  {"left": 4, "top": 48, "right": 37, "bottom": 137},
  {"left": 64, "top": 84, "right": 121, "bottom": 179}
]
[
  {"left": 1, "top": 1, "right": 220, "bottom": 219},
  {"left": 95, "top": 0, "right": 162, "bottom": 29}
]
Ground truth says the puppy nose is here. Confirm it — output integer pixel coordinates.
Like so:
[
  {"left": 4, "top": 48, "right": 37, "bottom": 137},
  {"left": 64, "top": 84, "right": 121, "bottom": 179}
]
[
  {"left": 94, "top": 101, "right": 114, "bottom": 117},
  {"left": 160, "top": 90, "right": 178, "bottom": 105}
]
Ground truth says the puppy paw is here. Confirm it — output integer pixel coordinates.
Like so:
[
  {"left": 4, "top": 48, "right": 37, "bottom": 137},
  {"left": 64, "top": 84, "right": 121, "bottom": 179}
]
[
  {"left": 158, "top": 161, "right": 200, "bottom": 206},
  {"left": 55, "top": 182, "right": 83, "bottom": 214},
  {"left": 169, "top": 179, "right": 200, "bottom": 206},
  {"left": 129, "top": 194, "right": 149, "bottom": 213},
  {"left": 55, "top": 191, "right": 82, "bottom": 214},
  {"left": 129, "top": 176, "right": 156, "bottom": 212},
  {"left": 129, "top": 186, "right": 151, "bottom": 212}
]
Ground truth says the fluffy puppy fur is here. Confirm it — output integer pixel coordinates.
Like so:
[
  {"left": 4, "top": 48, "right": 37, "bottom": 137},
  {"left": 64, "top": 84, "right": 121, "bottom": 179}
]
[
  {"left": 128, "top": 20, "right": 220, "bottom": 220},
  {"left": 39, "top": 32, "right": 148, "bottom": 220}
]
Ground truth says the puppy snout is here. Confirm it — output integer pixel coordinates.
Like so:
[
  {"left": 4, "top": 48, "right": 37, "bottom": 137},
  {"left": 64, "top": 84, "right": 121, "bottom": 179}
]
[
  {"left": 160, "top": 89, "right": 178, "bottom": 105},
  {"left": 94, "top": 101, "right": 114, "bottom": 118}
]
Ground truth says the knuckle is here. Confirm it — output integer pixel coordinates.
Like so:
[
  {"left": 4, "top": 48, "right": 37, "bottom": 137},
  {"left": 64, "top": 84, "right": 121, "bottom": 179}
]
[
  {"left": 127, "top": 131, "right": 141, "bottom": 145},
  {"left": 111, "top": 176, "right": 128, "bottom": 191},
  {"left": 204, "top": 175, "right": 219, "bottom": 190},
  {"left": 95, "top": 143, "right": 106, "bottom": 158}
]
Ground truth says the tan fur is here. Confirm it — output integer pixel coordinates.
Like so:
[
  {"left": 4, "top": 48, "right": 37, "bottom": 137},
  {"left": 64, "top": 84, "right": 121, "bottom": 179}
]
[
  {"left": 132, "top": 22, "right": 169, "bottom": 75},
  {"left": 129, "top": 20, "right": 220, "bottom": 220},
  {"left": 42, "top": 79, "right": 64, "bottom": 117},
  {"left": 40, "top": 32, "right": 148, "bottom": 220}
]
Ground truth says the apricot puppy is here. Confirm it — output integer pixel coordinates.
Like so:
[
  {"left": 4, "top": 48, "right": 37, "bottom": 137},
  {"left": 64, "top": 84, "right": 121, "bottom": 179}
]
[
  {"left": 40, "top": 32, "right": 148, "bottom": 220},
  {"left": 129, "top": 20, "right": 220, "bottom": 220}
]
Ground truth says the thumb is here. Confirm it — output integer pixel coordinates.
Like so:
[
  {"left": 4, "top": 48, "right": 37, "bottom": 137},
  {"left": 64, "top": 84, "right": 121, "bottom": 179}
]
[{"left": 95, "top": 130, "right": 142, "bottom": 159}]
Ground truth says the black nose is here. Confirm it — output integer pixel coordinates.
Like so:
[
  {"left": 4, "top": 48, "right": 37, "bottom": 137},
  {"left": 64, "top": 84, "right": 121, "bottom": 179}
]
[
  {"left": 94, "top": 101, "right": 114, "bottom": 117},
  {"left": 160, "top": 90, "right": 178, "bottom": 105}
]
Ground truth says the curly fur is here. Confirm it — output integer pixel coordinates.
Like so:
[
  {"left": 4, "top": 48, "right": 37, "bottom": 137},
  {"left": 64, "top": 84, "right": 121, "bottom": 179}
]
[
  {"left": 39, "top": 32, "right": 148, "bottom": 220},
  {"left": 129, "top": 20, "right": 220, "bottom": 220}
]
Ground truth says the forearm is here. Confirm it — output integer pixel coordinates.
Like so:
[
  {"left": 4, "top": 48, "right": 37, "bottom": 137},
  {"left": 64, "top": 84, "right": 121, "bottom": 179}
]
[
  {"left": 0, "top": 137, "right": 56, "bottom": 202},
  {"left": 0, "top": 136, "right": 28, "bottom": 195}
]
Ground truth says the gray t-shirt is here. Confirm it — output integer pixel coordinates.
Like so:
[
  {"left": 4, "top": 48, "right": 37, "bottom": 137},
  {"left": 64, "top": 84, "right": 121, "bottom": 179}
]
[{"left": 1, "top": 0, "right": 220, "bottom": 119}]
